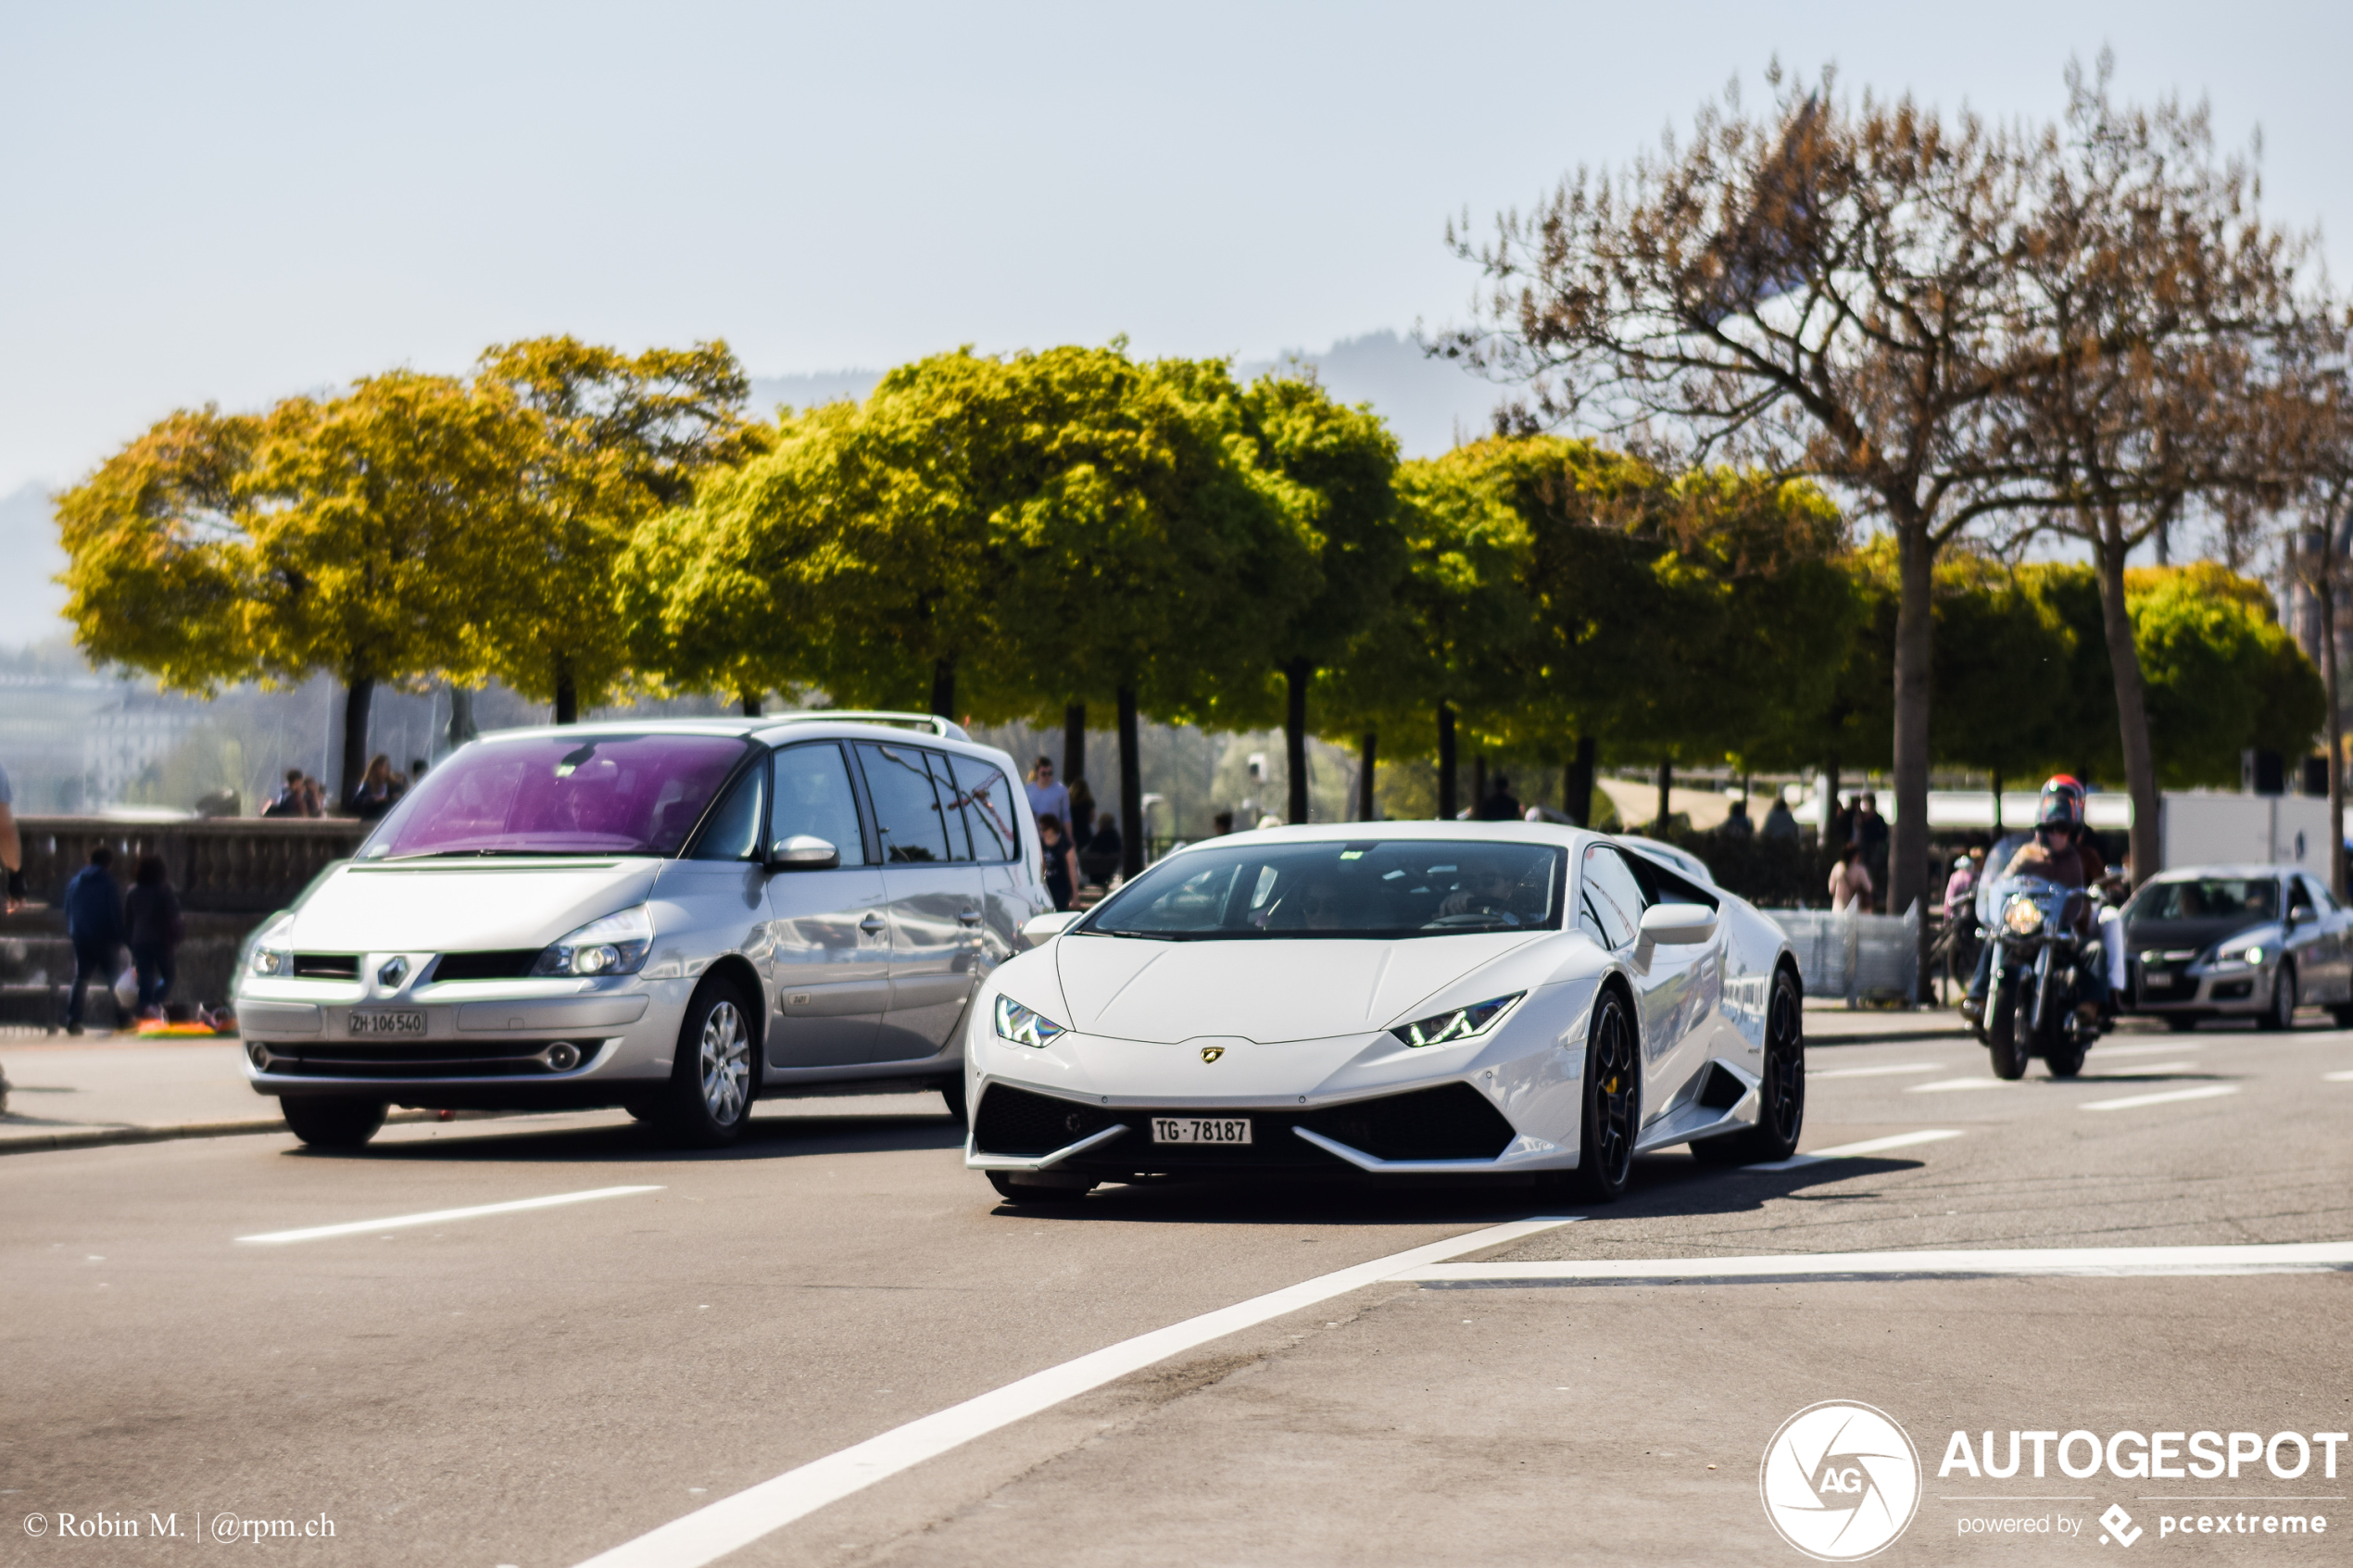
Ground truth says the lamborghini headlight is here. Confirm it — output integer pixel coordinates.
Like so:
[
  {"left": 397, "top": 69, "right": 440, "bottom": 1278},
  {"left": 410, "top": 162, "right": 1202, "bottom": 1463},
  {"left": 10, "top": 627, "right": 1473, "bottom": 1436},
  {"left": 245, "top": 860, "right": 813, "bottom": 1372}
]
[
  {"left": 533, "top": 905, "right": 653, "bottom": 976},
  {"left": 993, "top": 995, "right": 1066, "bottom": 1047},
  {"left": 2002, "top": 897, "right": 2045, "bottom": 936},
  {"left": 1390, "top": 992, "right": 1524, "bottom": 1048}
]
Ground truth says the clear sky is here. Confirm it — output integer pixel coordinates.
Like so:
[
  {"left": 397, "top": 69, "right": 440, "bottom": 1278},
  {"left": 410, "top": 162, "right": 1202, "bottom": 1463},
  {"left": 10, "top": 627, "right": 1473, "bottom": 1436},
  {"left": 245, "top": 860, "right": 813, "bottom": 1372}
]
[{"left": 2, "top": 0, "right": 2346, "bottom": 499}]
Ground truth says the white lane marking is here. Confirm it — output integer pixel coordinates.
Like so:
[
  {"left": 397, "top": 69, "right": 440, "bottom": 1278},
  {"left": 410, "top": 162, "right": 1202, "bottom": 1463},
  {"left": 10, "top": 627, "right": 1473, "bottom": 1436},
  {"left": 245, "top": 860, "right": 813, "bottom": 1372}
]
[
  {"left": 2082, "top": 1059, "right": 2198, "bottom": 1077},
  {"left": 1399, "top": 1239, "right": 2353, "bottom": 1286},
  {"left": 569, "top": 1216, "right": 1579, "bottom": 1568},
  {"left": 1807, "top": 1062, "right": 1944, "bottom": 1080},
  {"left": 1908, "top": 1077, "right": 2019, "bottom": 1093},
  {"left": 236, "top": 1186, "right": 663, "bottom": 1245},
  {"left": 2325, "top": 1070, "right": 2353, "bottom": 1083},
  {"left": 2081, "top": 1084, "right": 2242, "bottom": 1112},
  {"left": 1744, "top": 1129, "right": 1964, "bottom": 1172}
]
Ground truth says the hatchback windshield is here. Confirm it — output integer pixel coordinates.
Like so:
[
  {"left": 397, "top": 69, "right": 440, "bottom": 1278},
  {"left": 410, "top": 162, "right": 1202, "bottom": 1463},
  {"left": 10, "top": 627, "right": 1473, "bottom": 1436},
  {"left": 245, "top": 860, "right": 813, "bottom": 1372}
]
[
  {"left": 1082, "top": 840, "right": 1563, "bottom": 939},
  {"left": 361, "top": 734, "right": 754, "bottom": 859},
  {"left": 2132, "top": 877, "right": 2279, "bottom": 922}
]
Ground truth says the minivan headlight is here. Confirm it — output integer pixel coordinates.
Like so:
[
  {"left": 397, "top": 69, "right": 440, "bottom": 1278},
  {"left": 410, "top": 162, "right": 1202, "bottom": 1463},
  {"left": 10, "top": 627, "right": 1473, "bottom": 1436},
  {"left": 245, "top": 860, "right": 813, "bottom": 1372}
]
[
  {"left": 993, "top": 995, "right": 1066, "bottom": 1047},
  {"left": 1390, "top": 992, "right": 1524, "bottom": 1047},
  {"left": 246, "top": 913, "right": 296, "bottom": 977},
  {"left": 534, "top": 905, "right": 653, "bottom": 977}
]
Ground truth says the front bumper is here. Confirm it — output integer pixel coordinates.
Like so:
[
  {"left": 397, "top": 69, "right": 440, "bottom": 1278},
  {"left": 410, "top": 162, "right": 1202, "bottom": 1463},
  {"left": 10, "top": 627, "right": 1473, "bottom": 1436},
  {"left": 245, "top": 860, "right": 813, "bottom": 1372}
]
[
  {"left": 2128, "top": 959, "right": 2269, "bottom": 1015},
  {"left": 235, "top": 974, "right": 691, "bottom": 1106}
]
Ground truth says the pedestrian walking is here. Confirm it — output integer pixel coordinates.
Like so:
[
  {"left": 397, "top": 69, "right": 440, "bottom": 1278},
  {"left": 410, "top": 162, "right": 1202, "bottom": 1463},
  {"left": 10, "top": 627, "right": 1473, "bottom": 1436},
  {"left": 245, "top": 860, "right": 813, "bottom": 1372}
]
[
  {"left": 1079, "top": 812, "right": 1122, "bottom": 885},
  {"left": 1065, "top": 777, "right": 1096, "bottom": 842},
  {"left": 1024, "top": 758, "right": 1070, "bottom": 840},
  {"left": 1038, "top": 815, "right": 1078, "bottom": 911},
  {"left": 1852, "top": 791, "right": 1890, "bottom": 892},
  {"left": 346, "top": 754, "right": 404, "bottom": 820},
  {"left": 1828, "top": 844, "right": 1874, "bottom": 914},
  {"left": 61, "top": 846, "right": 126, "bottom": 1034},
  {"left": 126, "top": 855, "right": 184, "bottom": 1017}
]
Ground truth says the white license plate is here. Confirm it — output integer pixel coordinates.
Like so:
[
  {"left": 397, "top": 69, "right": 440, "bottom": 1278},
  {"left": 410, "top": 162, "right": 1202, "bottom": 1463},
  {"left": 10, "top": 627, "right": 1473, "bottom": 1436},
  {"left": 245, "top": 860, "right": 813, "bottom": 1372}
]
[
  {"left": 1151, "top": 1117, "right": 1252, "bottom": 1146},
  {"left": 348, "top": 1010, "right": 426, "bottom": 1037}
]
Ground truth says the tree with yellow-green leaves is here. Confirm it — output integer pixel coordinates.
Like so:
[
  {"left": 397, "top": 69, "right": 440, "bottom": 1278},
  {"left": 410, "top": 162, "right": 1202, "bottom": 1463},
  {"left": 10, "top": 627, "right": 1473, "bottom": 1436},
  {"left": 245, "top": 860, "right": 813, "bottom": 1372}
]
[
  {"left": 58, "top": 372, "right": 522, "bottom": 803},
  {"left": 474, "top": 336, "right": 762, "bottom": 722}
]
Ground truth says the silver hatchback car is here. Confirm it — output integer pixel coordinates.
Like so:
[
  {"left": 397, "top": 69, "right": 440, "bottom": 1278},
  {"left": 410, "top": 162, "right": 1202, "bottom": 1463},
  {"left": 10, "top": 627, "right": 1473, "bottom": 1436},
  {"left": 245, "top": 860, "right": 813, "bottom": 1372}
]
[{"left": 233, "top": 713, "right": 1051, "bottom": 1148}]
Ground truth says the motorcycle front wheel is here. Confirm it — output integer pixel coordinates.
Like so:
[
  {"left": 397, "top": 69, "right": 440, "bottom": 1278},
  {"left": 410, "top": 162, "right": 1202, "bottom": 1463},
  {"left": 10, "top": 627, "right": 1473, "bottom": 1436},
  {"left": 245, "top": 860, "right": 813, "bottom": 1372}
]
[{"left": 1986, "top": 974, "right": 2029, "bottom": 1080}]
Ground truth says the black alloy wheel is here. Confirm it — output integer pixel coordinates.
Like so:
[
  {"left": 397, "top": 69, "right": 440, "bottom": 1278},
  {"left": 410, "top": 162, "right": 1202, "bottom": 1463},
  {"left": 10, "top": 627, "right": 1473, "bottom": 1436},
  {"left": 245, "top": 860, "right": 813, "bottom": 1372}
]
[
  {"left": 1986, "top": 974, "right": 2029, "bottom": 1081},
  {"left": 280, "top": 1095, "right": 386, "bottom": 1149},
  {"left": 1573, "top": 986, "right": 1639, "bottom": 1200},
  {"left": 1691, "top": 967, "right": 1804, "bottom": 1165},
  {"left": 2259, "top": 961, "right": 2297, "bottom": 1033}
]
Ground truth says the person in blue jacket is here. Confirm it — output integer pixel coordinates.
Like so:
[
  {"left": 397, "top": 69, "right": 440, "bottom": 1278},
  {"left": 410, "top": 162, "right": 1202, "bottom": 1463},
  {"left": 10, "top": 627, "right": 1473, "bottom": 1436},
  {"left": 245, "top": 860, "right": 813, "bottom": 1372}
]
[{"left": 61, "top": 846, "right": 125, "bottom": 1035}]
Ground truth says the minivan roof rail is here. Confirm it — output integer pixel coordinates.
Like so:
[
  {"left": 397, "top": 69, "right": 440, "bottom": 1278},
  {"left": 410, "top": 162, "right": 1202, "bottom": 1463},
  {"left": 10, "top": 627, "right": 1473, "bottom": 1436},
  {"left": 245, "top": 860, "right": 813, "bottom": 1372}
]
[{"left": 762, "top": 710, "right": 972, "bottom": 742}]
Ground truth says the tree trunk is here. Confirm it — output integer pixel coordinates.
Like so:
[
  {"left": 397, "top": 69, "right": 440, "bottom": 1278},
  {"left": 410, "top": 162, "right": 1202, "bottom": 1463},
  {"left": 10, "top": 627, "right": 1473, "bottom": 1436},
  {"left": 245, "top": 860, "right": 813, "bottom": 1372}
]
[
  {"left": 1437, "top": 704, "right": 1457, "bottom": 821},
  {"left": 1063, "top": 703, "right": 1087, "bottom": 788},
  {"left": 1284, "top": 659, "right": 1311, "bottom": 825},
  {"left": 929, "top": 658, "right": 955, "bottom": 721},
  {"left": 740, "top": 690, "right": 763, "bottom": 718},
  {"left": 2326, "top": 550, "right": 2346, "bottom": 900},
  {"left": 1469, "top": 754, "right": 1487, "bottom": 820},
  {"left": 1567, "top": 736, "right": 1595, "bottom": 828},
  {"left": 1117, "top": 685, "right": 1144, "bottom": 882},
  {"left": 2092, "top": 524, "right": 2160, "bottom": 885},
  {"left": 554, "top": 664, "right": 577, "bottom": 725},
  {"left": 447, "top": 685, "right": 476, "bottom": 753},
  {"left": 1654, "top": 760, "right": 1671, "bottom": 834},
  {"left": 1358, "top": 732, "right": 1378, "bottom": 822},
  {"left": 1892, "top": 524, "right": 1935, "bottom": 997},
  {"left": 338, "top": 676, "right": 375, "bottom": 811}
]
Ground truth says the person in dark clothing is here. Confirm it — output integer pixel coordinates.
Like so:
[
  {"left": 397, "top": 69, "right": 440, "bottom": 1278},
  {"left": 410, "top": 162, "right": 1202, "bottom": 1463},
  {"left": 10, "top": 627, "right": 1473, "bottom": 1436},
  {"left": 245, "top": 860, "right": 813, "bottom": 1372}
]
[
  {"left": 1038, "top": 815, "right": 1078, "bottom": 911},
  {"left": 347, "top": 753, "right": 404, "bottom": 821},
  {"left": 61, "top": 846, "right": 125, "bottom": 1034},
  {"left": 126, "top": 856, "right": 184, "bottom": 1016},
  {"left": 1078, "top": 812, "right": 1123, "bottom": 885},
  {"left": 1852, "top": 792, "right": 1890, "bottom": 891},
  {"left": 1475, "top": 773, "right": 1523, "bottom": 822}
]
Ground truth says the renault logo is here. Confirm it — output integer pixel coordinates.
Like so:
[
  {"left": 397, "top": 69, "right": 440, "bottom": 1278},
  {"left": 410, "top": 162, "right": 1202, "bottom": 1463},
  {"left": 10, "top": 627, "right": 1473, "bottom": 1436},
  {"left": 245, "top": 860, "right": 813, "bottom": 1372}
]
[
  {"left": 1200, "top": 1046, "right": 1225, "bottom": 1063},
  {"left": 377, "top": 956, "right": 409, "bottom": 989}
]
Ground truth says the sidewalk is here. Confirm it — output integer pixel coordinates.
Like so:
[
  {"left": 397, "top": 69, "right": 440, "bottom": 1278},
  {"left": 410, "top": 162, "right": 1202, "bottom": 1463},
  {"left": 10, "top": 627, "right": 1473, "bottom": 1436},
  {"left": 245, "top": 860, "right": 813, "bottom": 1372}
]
[
  {"left": 0, "top": 1034, "right": 299, "bottom": 1152},
  {"left": 1800, "top": 997, "right": 1975, "bottom": 1047}
]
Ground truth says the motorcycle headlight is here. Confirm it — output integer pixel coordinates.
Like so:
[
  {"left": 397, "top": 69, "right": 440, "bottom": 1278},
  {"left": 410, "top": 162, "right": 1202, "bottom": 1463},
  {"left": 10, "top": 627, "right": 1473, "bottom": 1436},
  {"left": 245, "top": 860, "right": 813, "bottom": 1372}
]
[
  {"left": 245, "top": 913, "right": 296, "bottom": 977},
  {"left": 533, "top": 905, "right": 653, "bottom": 977},
  {"left": 993, "top": 995, "right": 1066, "bottom": 1047},
  {"left": 1390, "top": 992, "right": 1524, "bottom": 1047},
  {"left": 2003, "top": 897, "right": 2045, "bottom": 936}
]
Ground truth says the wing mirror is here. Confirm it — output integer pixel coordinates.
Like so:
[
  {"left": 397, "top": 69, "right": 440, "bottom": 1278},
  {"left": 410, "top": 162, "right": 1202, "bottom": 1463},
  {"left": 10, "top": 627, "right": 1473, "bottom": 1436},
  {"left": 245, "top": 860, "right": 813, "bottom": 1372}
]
[
  {"left": 1020, "top": 910, "right": 1084, "bottom": 947},
  {"left": 767, "top": 834, "right": 840, "bottom": 872},
  {"left": 1638, "top": 903, "right": 1718, "bottom": 947}
]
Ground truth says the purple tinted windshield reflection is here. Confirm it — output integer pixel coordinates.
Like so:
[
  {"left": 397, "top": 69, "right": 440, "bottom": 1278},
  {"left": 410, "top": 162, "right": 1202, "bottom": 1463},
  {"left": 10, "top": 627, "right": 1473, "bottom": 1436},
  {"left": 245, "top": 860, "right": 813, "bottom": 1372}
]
[{"left": 364, "top": 734, "right": 752, "bottom": 859}]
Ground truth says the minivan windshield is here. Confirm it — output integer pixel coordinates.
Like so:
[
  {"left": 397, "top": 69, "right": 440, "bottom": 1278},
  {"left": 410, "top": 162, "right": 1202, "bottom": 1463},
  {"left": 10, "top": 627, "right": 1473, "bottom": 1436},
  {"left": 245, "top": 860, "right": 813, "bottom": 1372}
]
[
  {"left": 361, "top": 734, "right": 754, "bottom": 859},
  {"left": 1082, "top": 839, "right": 1564, "bottom": 939}
]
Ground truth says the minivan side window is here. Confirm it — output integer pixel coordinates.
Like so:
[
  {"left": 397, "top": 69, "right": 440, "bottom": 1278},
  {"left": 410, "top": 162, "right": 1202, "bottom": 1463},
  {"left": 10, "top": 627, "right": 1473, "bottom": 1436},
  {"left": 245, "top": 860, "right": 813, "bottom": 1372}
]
[
  {"left": 770, "top": 743, "right": 870, "bottom": 864},
  {"left": 923, "top": 751, "right": 974, "bottom": 861},
  {"left": 950, "top": 753, "right": 1020, "bottom": 861},
  {"left": 689, "top": 763, "right": 765, "bottom": 861},
  {"left": 855, "top": 742, "right": 951, "bottom": 863}
]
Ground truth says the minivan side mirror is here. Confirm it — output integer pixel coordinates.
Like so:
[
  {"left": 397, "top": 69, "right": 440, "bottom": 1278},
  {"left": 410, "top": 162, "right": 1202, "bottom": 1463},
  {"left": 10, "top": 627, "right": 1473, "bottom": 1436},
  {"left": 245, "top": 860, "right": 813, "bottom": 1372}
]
[{"left": 768, "top": 834, "right": 840, "bottom": 871}]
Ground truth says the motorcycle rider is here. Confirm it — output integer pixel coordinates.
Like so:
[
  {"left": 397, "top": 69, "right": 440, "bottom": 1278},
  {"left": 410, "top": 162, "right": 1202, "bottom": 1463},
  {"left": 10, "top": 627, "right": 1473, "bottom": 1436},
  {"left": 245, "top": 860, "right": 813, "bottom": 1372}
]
[{"left": 1961, "top": 778, "right": 2109, "bottom": 1025}]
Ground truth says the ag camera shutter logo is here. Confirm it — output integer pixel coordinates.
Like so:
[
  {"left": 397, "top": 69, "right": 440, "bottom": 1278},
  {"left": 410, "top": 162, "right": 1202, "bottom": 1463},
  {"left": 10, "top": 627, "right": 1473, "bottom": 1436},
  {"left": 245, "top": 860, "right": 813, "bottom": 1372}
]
[{"left": 1760, "top": 1401, "right": 1921, "bottom": 1561}]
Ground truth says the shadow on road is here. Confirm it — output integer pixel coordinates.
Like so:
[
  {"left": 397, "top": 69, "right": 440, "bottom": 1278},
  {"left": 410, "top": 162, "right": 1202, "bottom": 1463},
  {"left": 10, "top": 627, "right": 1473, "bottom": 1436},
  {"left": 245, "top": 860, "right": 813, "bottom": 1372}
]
[{"left": 285, "top": 1109, "right": 967, "bottom": 1165}]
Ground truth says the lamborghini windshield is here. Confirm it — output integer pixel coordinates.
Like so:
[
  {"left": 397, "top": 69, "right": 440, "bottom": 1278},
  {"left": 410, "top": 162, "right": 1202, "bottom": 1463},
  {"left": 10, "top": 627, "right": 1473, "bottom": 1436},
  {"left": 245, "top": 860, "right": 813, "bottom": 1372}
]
[{"left": 1082, "top": 840, "right": 1564, "bottom": 939}]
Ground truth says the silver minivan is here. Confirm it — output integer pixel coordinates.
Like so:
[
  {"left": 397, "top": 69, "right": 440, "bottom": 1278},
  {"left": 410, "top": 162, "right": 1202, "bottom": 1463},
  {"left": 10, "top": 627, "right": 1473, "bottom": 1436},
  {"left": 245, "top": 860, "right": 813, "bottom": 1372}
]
[{"left": 233, "top": 713, "right": 1051, "bottom": 1148}]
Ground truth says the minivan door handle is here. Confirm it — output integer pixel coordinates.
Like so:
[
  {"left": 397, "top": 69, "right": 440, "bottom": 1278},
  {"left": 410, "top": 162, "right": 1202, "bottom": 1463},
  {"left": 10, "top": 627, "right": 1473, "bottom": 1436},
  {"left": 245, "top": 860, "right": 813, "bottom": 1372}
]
[{"left": 859, "top": 914, "right": 887, "bottom": 935}]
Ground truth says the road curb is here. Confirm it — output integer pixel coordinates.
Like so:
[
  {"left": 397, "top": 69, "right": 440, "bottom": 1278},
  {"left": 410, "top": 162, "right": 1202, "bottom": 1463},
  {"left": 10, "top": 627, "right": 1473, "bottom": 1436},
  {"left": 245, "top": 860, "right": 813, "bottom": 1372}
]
[{"left": 0, "top": 1109, "right": 437, "bottom": 1157}]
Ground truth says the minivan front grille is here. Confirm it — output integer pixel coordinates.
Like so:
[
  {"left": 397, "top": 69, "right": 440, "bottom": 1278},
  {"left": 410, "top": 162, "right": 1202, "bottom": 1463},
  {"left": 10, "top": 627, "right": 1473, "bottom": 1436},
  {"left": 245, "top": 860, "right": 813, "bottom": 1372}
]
[
  {"left": 291, "top": 954, "right": 359, "bottom": 980},
  {"left": 430, "top": 949, "right": 543, "bottom": 982}
]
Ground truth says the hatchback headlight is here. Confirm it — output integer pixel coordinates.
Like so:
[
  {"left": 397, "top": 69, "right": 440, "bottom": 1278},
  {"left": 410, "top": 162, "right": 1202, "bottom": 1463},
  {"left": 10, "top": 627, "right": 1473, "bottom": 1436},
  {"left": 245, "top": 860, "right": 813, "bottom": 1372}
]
[
  {"left": 2214, "top": 942, "right": 2265, "bottom": 969},
  {"left": 993, "top": 995, "right": 1066, "bottom": 1047},
  {"left": 1390, "top": 992, "right": 1524, "bottom": 1048},
  {"left": 245, "top": 914, "right": 295, "bottom": 977},
  {"left": 534, "top": 905, "right": 653, "bottom": 976},
  {"left": 2003, "top": 897, "right": 2045, "bottom": 936}
]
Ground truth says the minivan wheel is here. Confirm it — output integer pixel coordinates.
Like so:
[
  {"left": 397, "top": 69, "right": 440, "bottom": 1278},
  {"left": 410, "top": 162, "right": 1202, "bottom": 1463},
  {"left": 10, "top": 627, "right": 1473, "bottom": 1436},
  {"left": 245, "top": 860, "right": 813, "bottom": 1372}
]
[
  {"left": 653, "top": 979, "right": 757, "bottom": 1148},
  {"left": 281, "top": 1095, "right": 385, "bottom": 1149}
]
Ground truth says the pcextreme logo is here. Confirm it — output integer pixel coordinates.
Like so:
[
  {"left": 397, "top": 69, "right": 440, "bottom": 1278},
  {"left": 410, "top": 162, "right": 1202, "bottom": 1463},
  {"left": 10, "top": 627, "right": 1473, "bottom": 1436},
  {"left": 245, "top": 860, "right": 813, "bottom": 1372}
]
[{"left": 1761, "top": 1401, "right": 1923, "bottom": 1561}]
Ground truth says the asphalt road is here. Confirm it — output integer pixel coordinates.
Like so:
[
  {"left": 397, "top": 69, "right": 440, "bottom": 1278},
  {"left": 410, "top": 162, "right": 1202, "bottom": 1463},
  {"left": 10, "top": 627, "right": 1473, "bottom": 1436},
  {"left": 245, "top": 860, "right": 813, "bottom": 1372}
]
[{"left": 4, "top": 1019, "right": 2349, "bottom": 1567}]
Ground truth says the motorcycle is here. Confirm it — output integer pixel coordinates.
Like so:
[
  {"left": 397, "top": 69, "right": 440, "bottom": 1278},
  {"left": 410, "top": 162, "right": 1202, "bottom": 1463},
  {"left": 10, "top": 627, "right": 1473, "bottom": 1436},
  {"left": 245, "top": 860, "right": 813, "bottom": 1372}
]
[{"left": 1981, "top": 875, "right": 2108, "bottom": 1080}]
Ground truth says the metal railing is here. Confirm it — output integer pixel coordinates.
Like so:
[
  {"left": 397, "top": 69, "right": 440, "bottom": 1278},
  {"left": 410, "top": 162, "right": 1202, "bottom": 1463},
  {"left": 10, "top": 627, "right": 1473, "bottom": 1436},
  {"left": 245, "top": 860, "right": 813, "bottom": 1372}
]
[{"left": 1764, "top": 902, "right": 1920, "bottom": 1006}]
